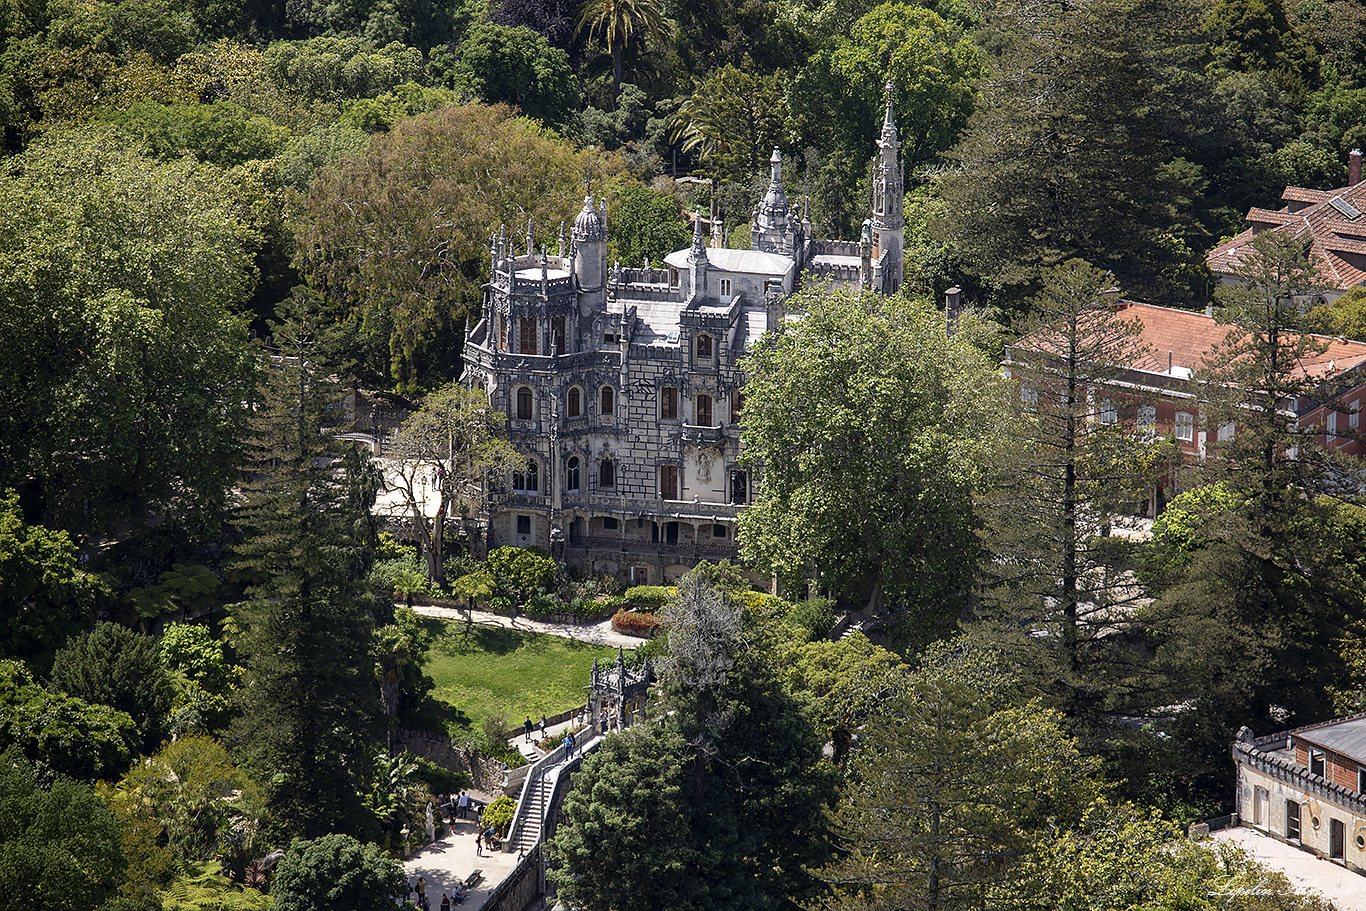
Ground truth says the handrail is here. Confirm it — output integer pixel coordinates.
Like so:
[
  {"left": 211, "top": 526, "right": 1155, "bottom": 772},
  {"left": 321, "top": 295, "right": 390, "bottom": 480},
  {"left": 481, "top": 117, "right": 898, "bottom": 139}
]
[{"left": 504, "top": 741, "right": 566, "bottom": 850}]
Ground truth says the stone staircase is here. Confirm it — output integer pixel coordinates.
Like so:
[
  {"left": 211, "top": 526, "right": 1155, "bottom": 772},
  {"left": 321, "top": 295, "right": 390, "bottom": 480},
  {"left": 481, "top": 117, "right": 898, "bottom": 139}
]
[{"left": 510, "top": 773, "right": 554, "bottom": 853}]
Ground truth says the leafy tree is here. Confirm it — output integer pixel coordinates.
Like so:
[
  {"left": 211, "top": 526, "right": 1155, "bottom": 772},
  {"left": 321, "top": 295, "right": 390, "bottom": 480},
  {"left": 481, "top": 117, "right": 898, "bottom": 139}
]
[
  {"left": 778, "top": 632, "right": 907, "bottom": 757},
  {"left": 672, "top": 63, "right": 785, "bottom": 189},
  {"left": 93, "top": 100, "right": 290, "bottom": 168},
  {"left": 264, "top": 38, "right": 423, "bottom": 101},
  {"left": 738, "top": 288, "right": 1006, "bottom": 630},
  {"left": 385, "top": 384, "right": 520, "bottom": 585},
  {"left": 0, "top": 127, "right": 258, "bottom": 536},
  {"left": 0, "top": 747, "right": 129, "bottom": 911},
  {"left": 270, "top": 834, "right": 406, "bottom": 911},
  {"left": 484, "top": 545, "right": 558, "bottom": 603},
  {"left": 0, "top": 659, "right": 137, "bottom": 781},
  {"left": 229, "top": 309, "right": 383, "bottom": 840},
  {"left": 1301, "top": 285, "right": 1366, "bottom": 341},
  {"left": 933, "top": 0, "right": 1207, "bottom": 307},
  {"left": 293, "top": 104, "right": 598, "bottom": 387},
  {"left": 158, "top": 622, "right": 242, "bottom": 733},
  {"left": 1206, "top": 0, "right": 1320, "bottom": 100},
  {"left": 122, "top": 562, "right": 221, "bottom": 632},
  {"left": 574, "top": 0, "right": 672, "bottom": 104},
  {"left": 50, "top": 622, "right": 176, "bottom": 753},
  {"left": 815, "top": 642, "right": 1100, "bottom": 911},
  {"left": 549, "top": 565, "right": 836, "bottom": 911},
  {"left": 446, "top": 22, "right": 582, "bottom": 128},
  {"left": 372, "top": 607, "right": 431, "bottom": 740},
  {"left": 973, "top": 260, "right": 1170, "bottom": 717},
  {"left": 118, "top": 734, "right": 262, "bottom": 863},
  {"left": 0, "top": 490, "right": 106, "bottom": 670},
  {"left": 608, "top": 181, "right": 689, "bottom": 267}
]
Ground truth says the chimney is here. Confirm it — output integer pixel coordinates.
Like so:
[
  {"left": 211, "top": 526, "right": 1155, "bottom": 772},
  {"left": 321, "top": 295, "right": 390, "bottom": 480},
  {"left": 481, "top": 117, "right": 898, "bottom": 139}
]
[
  {"left": 945, "top": 286, "right": 961, "bottom": 337},
  {"left": 1206, "top": 303, "right": 1214, "bottom": 318},
  {"left": 1351, "top": 149, "right": 1362, "bottom": 187},
  {"left": 1168, "top": 351, "right": 1173, "bottom": 374}
]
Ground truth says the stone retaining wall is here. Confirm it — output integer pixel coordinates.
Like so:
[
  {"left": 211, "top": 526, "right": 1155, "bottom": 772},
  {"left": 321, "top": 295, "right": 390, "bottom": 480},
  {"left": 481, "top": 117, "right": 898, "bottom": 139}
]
[{"left": 397, "top": 729, "right": 509, "bottom": 795}]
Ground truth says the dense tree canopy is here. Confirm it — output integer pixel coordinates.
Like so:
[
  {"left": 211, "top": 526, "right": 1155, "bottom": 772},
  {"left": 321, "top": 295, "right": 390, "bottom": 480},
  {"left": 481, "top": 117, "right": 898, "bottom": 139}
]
[{"left": 50, "top": 622, "right": 176, "bottom": 754}]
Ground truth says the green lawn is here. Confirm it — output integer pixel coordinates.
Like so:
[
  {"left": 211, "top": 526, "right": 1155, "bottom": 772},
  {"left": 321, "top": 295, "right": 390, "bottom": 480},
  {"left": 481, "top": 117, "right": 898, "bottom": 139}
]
[{"left": 417, "top": 616, "right": 624, "bottom": 739}]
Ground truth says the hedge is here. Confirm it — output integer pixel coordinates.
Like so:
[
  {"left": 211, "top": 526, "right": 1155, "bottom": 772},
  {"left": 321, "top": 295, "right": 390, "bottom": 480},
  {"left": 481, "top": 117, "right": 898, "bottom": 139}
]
[{"left": 621, "top": 585, "right": 672, "bottom": 612}]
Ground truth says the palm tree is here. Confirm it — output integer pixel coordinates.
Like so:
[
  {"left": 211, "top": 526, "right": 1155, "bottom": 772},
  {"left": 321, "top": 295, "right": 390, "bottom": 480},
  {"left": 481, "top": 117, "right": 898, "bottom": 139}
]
[{"left": 574, "top": 0, "right": 672, "bottom": 105}]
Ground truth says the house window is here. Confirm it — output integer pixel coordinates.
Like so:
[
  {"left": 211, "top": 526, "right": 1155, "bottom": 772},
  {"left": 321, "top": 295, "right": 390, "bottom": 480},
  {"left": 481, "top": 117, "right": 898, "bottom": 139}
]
[
  {"left": 720, "top": 278, "right": 732, "bottom": 297},
  {"left": 519, "top": 317, "right": 537, "bottom": 354},
  {"left": 696, "top": 394, "right": 713, "bottom": 426},
  {"left": 1328, "top": 412, "right": 1337, "bottom": 442},
  {"left": 517, "top": 387, "right": 533, "bottom": 421},
  {"left": 697, "top": 334, "right": 713, "bottom": 359},
  {"left": 1351, "top": 400, "right": 1360, "bottom": 429},
  {"left": 1332, "top": 818, "right": 1346, "bottom": 860},
  {"left": 1253, "top": 786, "right": 1269, "bottom": 827},
  {"left": 670, "top": 269, "right": 679, "bottom": 287},
  {"left": 729, "top": 470, "right": 748, "bottom": 505},
  {"left": 660, "top": 387, "right": 678, "bottom": 419},
  {"left": 568, "top": 386, "right": 581, "bottom": 418},
  {"left": 1358, "top": 767, "right": 1366, "bottom": 793},
  {"left": 513, "top": 459, "right": 539, "bottom": 493},
  {"left": 1287, "top": 800, "right": 1301, "bottom": 841},
  {"left": 730, "top": 390, "right": 745, "bottom": 420},
  {"left": 499, "top": 314, "right": 508, "bottom": 350},
  {"left": 552, "top": 316, "right": 566, "bottom": 353},
  {"left": 659, "top": 464, "right": 679, "bottom": 500},
  {"left": 599, "top": 458, "right": 615, "bottom": 488},
  {"left": 566, "top": 456, "right": 580, "bottom": 494},
  {"left": 1217, "top": 423, "right": 1235, "bottom": 442},
  {"left": 1138, "top": 405, "right": 1156, "bottom": 438},
  {"left": 602, "top": 517, "right": 618, "bottom": 530},
  {"left": 1175, "top": 411, "right": 1194, "bottom": 442},
  {"left": 1311, "top": 750, "right": 1326, "bottom": 777},
  {"left": 516, "top": 515, "right": 532, "bottom": 535},
  {"left": 712, "top": 524, "right": 727, "bottom": 538},
  {"left": 630, "top": 566, "right": 649, "bottom": 584},
  {"left": 1099, "top": 399, "right": 1117, "bottom": 425},
  {"left": 600, "top": 386, "right": 615, "bottom": 416},
  {"left": 1021, "top": 385, "right": 1039, "bottom": 411}
]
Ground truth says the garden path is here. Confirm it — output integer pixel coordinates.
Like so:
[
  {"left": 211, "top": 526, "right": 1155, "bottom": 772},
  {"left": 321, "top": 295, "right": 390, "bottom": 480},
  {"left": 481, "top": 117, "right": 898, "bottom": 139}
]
[
  {"left": 410, "top": 604, "right": 640, "bottom": 649},
  {"left": 403, "top": 795, "right": 520, "bottom": 910}
]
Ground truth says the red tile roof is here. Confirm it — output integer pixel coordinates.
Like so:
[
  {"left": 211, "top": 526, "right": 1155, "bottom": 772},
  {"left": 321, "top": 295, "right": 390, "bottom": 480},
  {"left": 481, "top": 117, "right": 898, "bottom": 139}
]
[{"left": 1207, "top": 179, "right": 1366, "bottom": 291}]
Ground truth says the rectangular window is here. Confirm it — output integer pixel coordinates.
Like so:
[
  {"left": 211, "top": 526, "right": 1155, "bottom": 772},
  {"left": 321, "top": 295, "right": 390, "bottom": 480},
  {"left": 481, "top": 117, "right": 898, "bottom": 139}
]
[
  {"left": 1138, "top": 405, "right": 1157, "bottom": 437},
  {"left": 1218, "top": 423, "right": 1235, "bottom": 442},
  {"left": 1328, "top": 411, "right": 1337, "bottom": 442},
  {"left": 519, "top": 317, "right": 537, "bottom": 355},
  {"left": 516, "top": 515, "right": 531, "bottom": 535},
  {"left": 1020, "top": 385, "right": 1039, "bottom": 411},
  {"left": 630, "top": 566, "right": 649, "bottom": 584},
  {"left": 731, "top": 390, "right": 745, "bottom": 420},
  {"left": 1332, "top": 817, "right": 1346, "bottom": 860},
  {"left": 1287, "top": 800, "right": 1301, "bottom": 841},
  {"left": 552, "top": 316, "right": 566, "bottom": 354},
  {"left": 696, "top": 394, "right": 713, "bottom": 426},
  {"left": 1175, "top": 411, "right": 1194, "bottom": 442},
  {"left": 1359, "top": 767, "right": 1366, "bottom": 793},
  {"left": 660, "top": 387, "right": 678, "bottom": 419},
  {"left": 602, "top": 517, "right": 618, "bottom": 531},
  {"left": 1351, "top": 400, "right": 1360, "bottom": 429},
  {"left": 517, "top": 388, "right": 533, "bottom": 421},
  {"left": 1099, "top": 399, "right": 1118, "bottom": 425},
  {"left": 1311, "top": 750, "right": 1326, "bottom": 777},
  {"left": 712, "top": 524, "right": 727, "bottom": 538},
  {"left": 659, "top": 465, "right": 679, "bottom": 500},
  {"left": 697, "top": 335, "right": 713, "bottom": 358},
  {"left": 720, "top": 278, "right": 732, "bottom": 298},
  {"left": 670, "top": 269, "right": 679, "bottom": 287}
]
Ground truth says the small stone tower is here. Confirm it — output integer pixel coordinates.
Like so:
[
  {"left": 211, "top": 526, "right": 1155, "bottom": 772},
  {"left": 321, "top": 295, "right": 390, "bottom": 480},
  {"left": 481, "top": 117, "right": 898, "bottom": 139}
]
[
  {"left": 686, "top": 209, "right": 709, "bottom": 300},
  {"left": 871, "top": 83, "right": 904, "bottom": 295},
  {"left": 572, "top": 196, "right": 607, "bottom": 316},
  {"left": 751, "top": 148, "right": 794, "bottom": 257}
]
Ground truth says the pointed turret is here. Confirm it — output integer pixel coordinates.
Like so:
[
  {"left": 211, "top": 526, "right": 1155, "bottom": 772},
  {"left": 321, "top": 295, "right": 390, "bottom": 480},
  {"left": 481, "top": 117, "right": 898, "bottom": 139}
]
[
  {"left": 572, "top": 196, "right": 605, "bottom": 292},
  {"left": 687, "top": 208, "right": 709, "bottom": 300},
  {"left": 871, "top": 81, "right": 904, "bottom": 294},
  {"left": 751, "top": 147, "right": 794, "bottom": 256}
]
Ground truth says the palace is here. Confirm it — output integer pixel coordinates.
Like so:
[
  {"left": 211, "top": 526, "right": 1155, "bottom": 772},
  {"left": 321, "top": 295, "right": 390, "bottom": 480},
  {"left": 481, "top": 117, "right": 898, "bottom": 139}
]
[{"left": 461, "top": 91, "right": 905, "bottom": 583}]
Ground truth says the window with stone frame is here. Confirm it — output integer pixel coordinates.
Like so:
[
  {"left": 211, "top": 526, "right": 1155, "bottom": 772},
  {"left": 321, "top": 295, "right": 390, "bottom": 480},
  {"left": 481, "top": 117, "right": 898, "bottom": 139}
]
[
  {"left": 552, "top": 316, "right": 566, "bottom": 353},
  {"left": 566, "top": 456, "right": 581, "bottom": 493},
  {"left": 729, "top": 470, "right": 748, "bottom": 504},
  {"left": 516, "top": 515, "right": 532, "bottom": 535},
  {"left": 600, "top": 385, "right": 615, "bottom": 416},
  {"left": 519, "top": 317, "right": 537, "bottom": 354},
  {"left": 516, "top": 387, "right": 533, "bottom": 420},
  {"left": 695, "top": 393, "right": 713, "bottom": 426},
  {"left": 513, "top": 459, "right": 539, "bottom": 493},
  {"left": 568, "top": 386, "right": 581, "bottom": 418},
  {"left": 730, "top": 389, "right": 744, "bottom": 420},
  {"left": 599, "top": 458, "right": 615, "bottom": 488},
  {"left": 697, "top": 334, "right": 713, "bottom": 359},
  {"left": 659, "top": 464, "right": 678, "bottom": 500},
  {"left": 660, "top": 386, "right": 678, "bottom": 419},
  {"left": 1175, "top": 411, "right": 1194, "bottom": 442}
]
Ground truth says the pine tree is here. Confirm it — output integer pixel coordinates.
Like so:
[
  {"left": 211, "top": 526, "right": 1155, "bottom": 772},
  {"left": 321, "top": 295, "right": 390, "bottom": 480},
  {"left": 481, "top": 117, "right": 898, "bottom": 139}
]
[{"left": 229, "top": 306, "right": 383, "bottom": 840}]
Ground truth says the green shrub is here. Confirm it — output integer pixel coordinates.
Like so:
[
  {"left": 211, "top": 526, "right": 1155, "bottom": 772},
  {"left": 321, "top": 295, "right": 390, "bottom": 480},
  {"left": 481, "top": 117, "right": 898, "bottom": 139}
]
[
  {"left": 611, "top": 610, "right": 662, "bottom": 636},
  {"left": 622, "top": 585, "right": 671, "bottom": 611},
  {"left": 789, "top": 597, "right": 836, "bottom": 639},
  {"left": 411, "top": 755, "right": 470, "bottom": 795},
  {"left": 481, "top": 796, "right": 516, "bottom": 836},
  {"left": 485, "top": 546, "right": 557, "bottom": 600},
  {"left": 368, "top": 554, "right": 430, "bottom": 596}
]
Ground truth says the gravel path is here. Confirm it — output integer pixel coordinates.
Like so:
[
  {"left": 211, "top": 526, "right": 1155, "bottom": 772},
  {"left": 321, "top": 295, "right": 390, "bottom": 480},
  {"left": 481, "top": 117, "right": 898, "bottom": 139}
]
[{"left": 410, "top": 604, "right": 642, "bottom": 649}]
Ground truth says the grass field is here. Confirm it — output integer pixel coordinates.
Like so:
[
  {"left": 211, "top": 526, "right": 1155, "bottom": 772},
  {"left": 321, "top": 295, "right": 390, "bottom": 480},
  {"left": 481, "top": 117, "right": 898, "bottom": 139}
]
[{"left": 416, "top": 616, "right": 624, "bottom": 740}]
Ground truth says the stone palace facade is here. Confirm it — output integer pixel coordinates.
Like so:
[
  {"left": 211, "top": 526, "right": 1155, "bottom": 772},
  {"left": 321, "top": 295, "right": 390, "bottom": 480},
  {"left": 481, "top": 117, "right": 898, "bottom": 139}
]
[{"left": 461, "top": 92, "right": 905, "bottom": 583}]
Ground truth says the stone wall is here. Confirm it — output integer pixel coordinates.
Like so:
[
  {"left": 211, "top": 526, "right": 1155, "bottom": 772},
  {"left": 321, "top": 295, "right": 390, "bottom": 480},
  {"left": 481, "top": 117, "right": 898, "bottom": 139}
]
[{"left": 396, "top": 729, "right": 509, "bottom": 796}]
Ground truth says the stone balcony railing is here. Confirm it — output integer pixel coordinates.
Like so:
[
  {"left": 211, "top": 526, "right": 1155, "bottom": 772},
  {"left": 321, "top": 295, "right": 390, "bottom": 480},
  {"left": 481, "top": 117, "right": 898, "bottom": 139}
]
[{"left": 1234, "top": 739, "right": 1366, "bottom": 817}]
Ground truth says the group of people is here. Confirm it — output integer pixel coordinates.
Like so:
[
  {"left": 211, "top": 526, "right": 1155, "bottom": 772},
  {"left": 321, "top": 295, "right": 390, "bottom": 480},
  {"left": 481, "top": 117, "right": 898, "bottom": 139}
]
[
  {"left": 437, "top": 791, "right": 474, "bottom": 823},
  {"left": 409, "top": 877, "right": 468, "bottom": 910},
  {"left": 522, "top": 714, "right": 549, "bottom": 743},
  {"left": 474, "top": 826, "right": 502, "bottom": 856}
]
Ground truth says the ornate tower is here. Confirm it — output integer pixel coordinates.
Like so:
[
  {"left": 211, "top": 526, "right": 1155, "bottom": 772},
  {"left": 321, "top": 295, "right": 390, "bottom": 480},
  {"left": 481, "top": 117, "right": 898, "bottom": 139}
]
[
  {"left": 871, "top": 82, "right": 904, "bottom": 294},
  {"left": 751, "top": 148, "right": 794, "bottom": 256},
  {"left": 687, "top": 209, "right": 709, "bottom": 300},
  {"left": 572, "top": 196, "right": 607, "bottom": 319}
]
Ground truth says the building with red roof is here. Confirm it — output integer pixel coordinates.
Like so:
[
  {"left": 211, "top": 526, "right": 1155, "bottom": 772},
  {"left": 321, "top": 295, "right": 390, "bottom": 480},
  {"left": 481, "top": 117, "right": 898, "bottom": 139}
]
[{"left": 1207, "top": 151, "right": 1366, "bottom": 301}]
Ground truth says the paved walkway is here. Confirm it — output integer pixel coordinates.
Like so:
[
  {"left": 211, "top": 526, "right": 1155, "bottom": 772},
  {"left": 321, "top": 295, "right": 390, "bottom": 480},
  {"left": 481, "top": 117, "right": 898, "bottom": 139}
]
[
  {"left": 1213, "top": 826, "right": 1366, "bottom": 909},
  {"left": 412, "top": 604, "right": 641, "bottom": 649},
  {"left": 403, "top": 794, "right": 521, "bottom": 910}
]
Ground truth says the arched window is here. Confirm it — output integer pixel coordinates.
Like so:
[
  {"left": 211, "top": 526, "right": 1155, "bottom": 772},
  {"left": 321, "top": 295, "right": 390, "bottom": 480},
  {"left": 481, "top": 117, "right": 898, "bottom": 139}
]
[
  {"left": 600, "top": 386, "right": 615, "bottom": 416},
  {"left": 514, "top": 459, "right": 539, "bottom": 493},
  {"left": 567, "top": 386, "right": 581, "bottom": 418},
  {"left": 599, "top": 458, "right": 615, "bottom": 488},
  {"left": 516, "top": 387, "right": 533, "bottom": 420},
  {"left": 566, "top": 457, "right": 581, "bottom": 494},
  {"left": 696, "top": 394, "right": 713, "bottom": 426}
]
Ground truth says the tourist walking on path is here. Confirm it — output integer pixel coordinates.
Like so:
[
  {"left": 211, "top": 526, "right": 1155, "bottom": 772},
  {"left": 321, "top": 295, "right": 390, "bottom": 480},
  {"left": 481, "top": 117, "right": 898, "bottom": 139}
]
[
  {"left": 475, "top": 830, "right": 483, "bottom": 857},
  {"left": 457, "top": 791, "right": 470, "bottom": 819},
  {"left": 524, "top": 717, "right": 533, "bottom": 742},
  {"left": 564, "top": 731, "right": 575, "bottom": 758},
  {"left": 540, "top": 714, "right": 548, "bottom": 737}
]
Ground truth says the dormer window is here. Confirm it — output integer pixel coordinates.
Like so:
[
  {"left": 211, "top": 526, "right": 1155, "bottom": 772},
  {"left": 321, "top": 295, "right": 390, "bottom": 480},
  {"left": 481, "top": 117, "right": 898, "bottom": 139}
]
[{"left": 720, "top": 278, "right": 732, "bottom": 298}]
